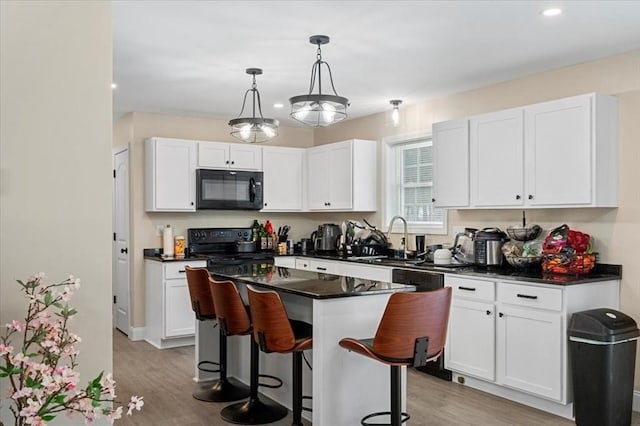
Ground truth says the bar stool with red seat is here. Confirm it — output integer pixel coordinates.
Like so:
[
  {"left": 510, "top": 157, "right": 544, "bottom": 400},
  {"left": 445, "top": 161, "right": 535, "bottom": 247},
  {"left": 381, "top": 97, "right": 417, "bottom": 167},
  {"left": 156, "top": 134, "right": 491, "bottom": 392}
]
[
  {"left": 339, "top": 287, "right": 452, "bottom": 426},
  {"left": 184, "top": 266, "right": 250, "bottom": 402},
  {"left": 209, "top": 278, "right": 288, "bottom": 425},
  {"left": 247, "top": 286, "right": 313, "bottom": 426}
]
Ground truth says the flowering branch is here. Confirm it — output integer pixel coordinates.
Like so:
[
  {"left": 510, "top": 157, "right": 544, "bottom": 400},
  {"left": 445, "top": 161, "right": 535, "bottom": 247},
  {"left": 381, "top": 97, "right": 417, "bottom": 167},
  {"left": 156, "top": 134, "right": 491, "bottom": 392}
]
[{"left": 0, "top": 273, "right": 143, "bottom": 425}]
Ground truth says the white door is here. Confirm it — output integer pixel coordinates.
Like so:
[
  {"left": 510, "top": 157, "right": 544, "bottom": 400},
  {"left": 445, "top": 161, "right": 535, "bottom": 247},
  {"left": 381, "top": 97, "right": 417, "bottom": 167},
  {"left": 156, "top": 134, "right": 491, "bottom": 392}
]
[
  {"left": 307, "top": 147, "right": 330, "bottom": 209},
  {"left": 470, "top": 109, "right": 524, "bottom": 207},
  {"left": 229, "top": 144, "right": 262, "bottom": 170},
  {"left": 262, "top": 146, "right": 304, "bottom": 211},
  {"left": 445, "top": 298, "right": 496, "bottom": 381},
  {"left": 198, "top": 141, "right": 230, "bottom": 168},
  {"left": 432, "top": 119, "right": 470, "bottom": 207},
  {"left": 327, "top": 142, "right": 353, "bottom": 209},
  {"left": 497, "top": 305, "right": 562, "bottom": 401},
  {"left": 113, "top": 147, "right": 130, "bottom": 335},
  {"left": 525, "top": 95, "right": 592, "bottom": 206}
]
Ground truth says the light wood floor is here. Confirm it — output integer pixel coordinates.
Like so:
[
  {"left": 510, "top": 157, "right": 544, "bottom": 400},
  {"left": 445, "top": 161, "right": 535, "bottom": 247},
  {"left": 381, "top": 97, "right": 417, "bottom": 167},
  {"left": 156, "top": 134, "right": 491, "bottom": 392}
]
[{"left": 113, "top": 330, "right": 639, "bottom": 425}]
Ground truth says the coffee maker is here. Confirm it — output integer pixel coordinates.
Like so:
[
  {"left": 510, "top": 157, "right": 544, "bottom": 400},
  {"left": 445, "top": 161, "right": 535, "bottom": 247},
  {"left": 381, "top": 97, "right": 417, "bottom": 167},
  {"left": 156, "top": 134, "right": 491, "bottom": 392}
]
[{"left": 311, "top": 224, "right": 341, "bottom": 252}]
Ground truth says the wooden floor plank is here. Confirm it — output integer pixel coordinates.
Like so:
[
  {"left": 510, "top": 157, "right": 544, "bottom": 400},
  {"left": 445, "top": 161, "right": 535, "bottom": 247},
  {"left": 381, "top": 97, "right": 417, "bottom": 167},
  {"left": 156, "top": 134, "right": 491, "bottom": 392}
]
[{"left": 113, "top": 330, "right": 639, "bottom": 425}]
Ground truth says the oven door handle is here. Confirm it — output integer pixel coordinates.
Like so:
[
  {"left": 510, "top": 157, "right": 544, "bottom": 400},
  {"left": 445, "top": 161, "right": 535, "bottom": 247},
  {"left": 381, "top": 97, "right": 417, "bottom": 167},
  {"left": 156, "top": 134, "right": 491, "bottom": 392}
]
[{"left": 249, "top": 177, "right": 256, "bottom": 203}]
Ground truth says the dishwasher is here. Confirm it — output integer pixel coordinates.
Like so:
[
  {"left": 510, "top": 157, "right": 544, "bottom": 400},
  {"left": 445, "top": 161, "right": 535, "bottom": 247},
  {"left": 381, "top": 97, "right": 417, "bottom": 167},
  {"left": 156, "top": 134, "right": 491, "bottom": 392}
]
[{"left": 391, "top": 268, "right": 452, "bottom": 381}]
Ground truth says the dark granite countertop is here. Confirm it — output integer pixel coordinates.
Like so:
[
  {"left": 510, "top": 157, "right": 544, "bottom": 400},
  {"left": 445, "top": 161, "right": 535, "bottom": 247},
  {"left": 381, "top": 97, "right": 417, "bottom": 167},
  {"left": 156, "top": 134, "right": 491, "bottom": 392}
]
[
  {"left": 209, "top": 265, "right": 415, "bottom": 299},
  {"left": 282, "top": 252, "right": 622, "bottom": 286}
]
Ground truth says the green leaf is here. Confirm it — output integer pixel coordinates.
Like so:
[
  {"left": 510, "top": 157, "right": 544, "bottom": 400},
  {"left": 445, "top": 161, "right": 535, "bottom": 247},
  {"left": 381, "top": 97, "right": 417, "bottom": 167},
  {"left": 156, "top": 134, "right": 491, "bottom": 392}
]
[
  {"left": 44, "top": 292, "right": 53, "bottom": 305},
  {"left": 41, "top": 415, "right": 55, "bottom": 421},
  {"left": 53, "top": 395, "right": 66, "bottom": 404},
  {"left": 91, "top": 399, "right": 100, "bottom": 407},
  {"left": 0, "top": 372, "right": 9, "bottom": 377}
]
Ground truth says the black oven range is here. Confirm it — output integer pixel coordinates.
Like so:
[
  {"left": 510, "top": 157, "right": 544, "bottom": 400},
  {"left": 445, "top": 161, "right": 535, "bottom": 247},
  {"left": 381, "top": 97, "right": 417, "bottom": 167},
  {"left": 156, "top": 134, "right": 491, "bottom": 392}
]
[{"left": 187, "top": 227, "right": 274, "bottom": 275}]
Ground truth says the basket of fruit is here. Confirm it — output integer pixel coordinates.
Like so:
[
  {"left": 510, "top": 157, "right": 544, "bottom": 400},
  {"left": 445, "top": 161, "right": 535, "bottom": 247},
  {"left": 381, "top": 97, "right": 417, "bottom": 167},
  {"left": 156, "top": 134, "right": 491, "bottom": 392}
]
[{"left": 541, "top": 225, "right": 596, "bottom": 275}]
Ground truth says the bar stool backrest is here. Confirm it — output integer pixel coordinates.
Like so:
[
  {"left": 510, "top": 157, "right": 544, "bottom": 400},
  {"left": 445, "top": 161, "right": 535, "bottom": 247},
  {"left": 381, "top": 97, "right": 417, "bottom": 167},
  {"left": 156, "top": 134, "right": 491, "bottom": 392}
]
[
  {"left": 208, "top": 278, "right": 252, "bottom": 336},
  {"left": 185, "top": 266, "right": 216, "bottom": 320},
  {"left": 247, "top": 287, "right": 296, "bottom": 353},
  {"left": 373, "top": 288, "right": 452, "bottom": 361}
]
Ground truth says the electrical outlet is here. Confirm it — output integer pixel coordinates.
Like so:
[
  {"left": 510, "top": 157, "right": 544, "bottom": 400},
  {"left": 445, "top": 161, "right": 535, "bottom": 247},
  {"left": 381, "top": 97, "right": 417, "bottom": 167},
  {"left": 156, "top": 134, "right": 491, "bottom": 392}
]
[{"left": 156, "top": 225, "right": 164, "bottom": 237}]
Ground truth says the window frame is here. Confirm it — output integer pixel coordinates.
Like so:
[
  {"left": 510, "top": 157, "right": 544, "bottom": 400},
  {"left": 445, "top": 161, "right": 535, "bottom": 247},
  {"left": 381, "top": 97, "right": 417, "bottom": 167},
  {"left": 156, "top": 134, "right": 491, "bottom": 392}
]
[{"left": 383, "top": 132, "right": 448, "bottom": 235}]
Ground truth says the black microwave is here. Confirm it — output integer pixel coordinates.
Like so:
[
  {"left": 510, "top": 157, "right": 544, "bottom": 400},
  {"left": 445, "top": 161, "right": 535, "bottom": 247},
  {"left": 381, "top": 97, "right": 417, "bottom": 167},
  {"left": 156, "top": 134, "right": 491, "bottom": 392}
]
[{"left": 196, "top": 169, "right": 263, "bottom": 210}]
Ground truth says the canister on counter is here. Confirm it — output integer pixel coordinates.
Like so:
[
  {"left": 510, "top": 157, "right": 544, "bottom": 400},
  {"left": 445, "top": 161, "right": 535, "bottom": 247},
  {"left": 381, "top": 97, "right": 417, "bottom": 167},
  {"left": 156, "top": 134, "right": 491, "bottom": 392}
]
[{"left": 174, "top": 236, "right": 185, "bottom": 258}]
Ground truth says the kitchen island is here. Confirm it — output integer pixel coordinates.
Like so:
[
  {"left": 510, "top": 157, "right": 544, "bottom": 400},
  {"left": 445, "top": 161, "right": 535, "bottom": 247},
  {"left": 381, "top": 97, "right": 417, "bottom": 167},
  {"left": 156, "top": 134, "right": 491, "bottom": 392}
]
[{"left": 196, "top": 266, "right": 415, "bottom": 426}]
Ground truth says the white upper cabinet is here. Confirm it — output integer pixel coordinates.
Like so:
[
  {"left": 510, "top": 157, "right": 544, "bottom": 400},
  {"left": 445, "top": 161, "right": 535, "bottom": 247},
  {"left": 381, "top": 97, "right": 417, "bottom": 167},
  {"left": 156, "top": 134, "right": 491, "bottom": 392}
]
[
  {"left": 432, "top": 119, "right": 469, "bottom": 208},
  {"left": 198, "top": 142, "right": 262, "bottom": 171},
  {"left": 261, "top": 146, "right": 305, "bottom": 211},
  {"left": 470, "top": 108, "right": 525, "bottom": 207},
  {"left": 434, "top": 93, "right": 617, "bottom": 209},
  {"left": 525, "top": 93, "right": 617, "bottom": 207},
  {"left": 306, "top": 139, "right": 377, "bottom": 211},
  {"left": 145, "top": 137, "right": 197, "bottom": 212}
]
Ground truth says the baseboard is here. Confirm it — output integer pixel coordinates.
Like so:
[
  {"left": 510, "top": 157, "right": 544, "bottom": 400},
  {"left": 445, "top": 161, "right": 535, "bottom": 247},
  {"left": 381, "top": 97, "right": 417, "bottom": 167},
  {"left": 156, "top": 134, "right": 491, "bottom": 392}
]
[
  {"left": 128, "top": 327, "right": 146, "bottom": 341},
  {"left": 634, "top": 390, "right": 640, "bottom": 412}
]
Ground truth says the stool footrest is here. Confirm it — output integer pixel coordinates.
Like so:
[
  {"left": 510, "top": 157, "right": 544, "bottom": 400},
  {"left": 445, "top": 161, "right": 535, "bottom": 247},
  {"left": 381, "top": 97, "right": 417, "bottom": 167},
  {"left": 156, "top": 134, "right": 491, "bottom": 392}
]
[
  {"left": 197, "top": 360, "right": 220, "bottom": 374},
  {"left": 258, "top": 373, "right": 283, "bottom": 389},
  {"left": 361, "top": 411, "right": 410, "bottom": 426}
]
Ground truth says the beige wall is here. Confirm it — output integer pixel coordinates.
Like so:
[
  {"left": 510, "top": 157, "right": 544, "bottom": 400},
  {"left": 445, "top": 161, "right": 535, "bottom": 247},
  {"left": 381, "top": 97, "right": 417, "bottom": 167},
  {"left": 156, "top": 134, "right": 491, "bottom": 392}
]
[{"left": 0, "top": 1, "right": 113, "bottom": 424}]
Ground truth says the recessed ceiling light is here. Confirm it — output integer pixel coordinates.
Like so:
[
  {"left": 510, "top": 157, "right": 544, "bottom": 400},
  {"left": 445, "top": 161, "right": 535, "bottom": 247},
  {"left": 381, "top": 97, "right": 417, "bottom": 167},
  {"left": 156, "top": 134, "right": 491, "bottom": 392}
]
[
  {"left": 111, "top": 83, "right": 117, "bottom": 89},
  {"left": 273, "top": 103, "right": 284, "bottom": 108},
  {"left": 542, "top": 8, "right": 562, "bottom": 17}
]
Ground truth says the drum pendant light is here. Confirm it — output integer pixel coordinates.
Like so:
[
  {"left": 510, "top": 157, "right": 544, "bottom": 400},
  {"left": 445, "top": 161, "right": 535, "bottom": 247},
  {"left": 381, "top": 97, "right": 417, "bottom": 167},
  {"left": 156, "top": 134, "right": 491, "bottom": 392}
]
[
  {"left": 289, "top": 35, "right": 349, "bottom": 127},
  {"left": 229, "top": 68, "right": 279, "bottom": 143}
]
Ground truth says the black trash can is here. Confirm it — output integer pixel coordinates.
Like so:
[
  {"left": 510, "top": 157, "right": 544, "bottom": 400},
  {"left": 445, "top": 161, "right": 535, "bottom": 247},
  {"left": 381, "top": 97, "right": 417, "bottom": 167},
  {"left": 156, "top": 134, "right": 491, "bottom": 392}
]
[{"left": 569, "top": 308, "right": 640, "bottom": 426}]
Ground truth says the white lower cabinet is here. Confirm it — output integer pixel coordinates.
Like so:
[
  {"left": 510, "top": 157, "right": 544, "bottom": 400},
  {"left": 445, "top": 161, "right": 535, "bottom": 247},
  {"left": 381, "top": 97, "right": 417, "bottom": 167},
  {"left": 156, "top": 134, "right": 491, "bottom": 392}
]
[
  {"left": 145, "top": 259, "right": 206, "bottom": 349},
  {"left": 445, "top": 277, "right": 496, "bottom": 381},
  {"left": 445, "top": 274, "right": 619, "bottom": 417},
  {"left": 288, "top": 257, "right": 391, "bottom": 282}
]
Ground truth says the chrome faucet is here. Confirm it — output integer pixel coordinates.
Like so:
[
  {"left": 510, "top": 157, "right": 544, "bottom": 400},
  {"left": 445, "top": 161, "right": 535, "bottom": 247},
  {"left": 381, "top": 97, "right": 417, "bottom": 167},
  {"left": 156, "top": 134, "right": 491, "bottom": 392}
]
[{"left": 387, "top": 215, "right": 408, "bottom": 259}]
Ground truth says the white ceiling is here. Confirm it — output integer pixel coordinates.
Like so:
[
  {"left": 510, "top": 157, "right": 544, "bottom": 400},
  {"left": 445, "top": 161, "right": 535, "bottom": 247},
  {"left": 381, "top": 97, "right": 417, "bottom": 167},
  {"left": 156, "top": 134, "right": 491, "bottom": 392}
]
[{"left": 112, "top": 1, "right": 640, "bottom": 126}]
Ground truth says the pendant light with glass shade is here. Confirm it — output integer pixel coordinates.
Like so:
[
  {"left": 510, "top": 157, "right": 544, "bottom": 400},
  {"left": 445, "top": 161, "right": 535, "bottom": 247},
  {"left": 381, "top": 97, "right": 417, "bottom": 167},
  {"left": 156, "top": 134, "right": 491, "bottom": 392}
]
[
  {"left": 229, "top": 68, "right": 279, "bottom": 143},
  {"left": 289, "top": 35, "right": 349, "bottom": 127},
  {"left": 390, "top": 99, "right": 402, "bottom": 127}
]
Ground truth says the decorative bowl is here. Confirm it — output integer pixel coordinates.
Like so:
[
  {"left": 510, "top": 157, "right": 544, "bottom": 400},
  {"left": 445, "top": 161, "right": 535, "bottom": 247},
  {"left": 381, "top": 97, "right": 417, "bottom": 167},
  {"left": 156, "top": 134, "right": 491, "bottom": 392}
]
[
  {"left": 505, "top": 255, "right": 542, "bottom": 269},
  {"left": 506, "top": 225, "right": 542, "bottom": 241}
]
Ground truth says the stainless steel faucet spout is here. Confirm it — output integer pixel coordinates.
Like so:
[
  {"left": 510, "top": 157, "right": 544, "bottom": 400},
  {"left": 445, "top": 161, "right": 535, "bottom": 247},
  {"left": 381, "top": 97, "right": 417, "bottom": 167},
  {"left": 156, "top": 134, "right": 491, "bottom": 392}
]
[{"left": 387, "top": 215, "right": 408, "bottom": 259}]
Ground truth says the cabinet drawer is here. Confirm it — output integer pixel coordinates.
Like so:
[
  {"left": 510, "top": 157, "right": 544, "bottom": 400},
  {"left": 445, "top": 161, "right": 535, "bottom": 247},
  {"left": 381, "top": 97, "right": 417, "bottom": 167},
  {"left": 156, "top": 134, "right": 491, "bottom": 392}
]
[
  {"left": 164, "top": 260, "right": 206, "bottom": 280},
  {"left": 498, "top": 283, "right": 562, "bottom": 311},
  {"left": 308, "top": 259, "right": 337, "bottom": 274},
  {"left": 447, "top": 276, "right": 495, "bottom": 302},
  {"left": 274, "top": 256, "right": 296, "bottom": 268},
  {"left": 295, "top": 258, "right": 312, "bottom": 270}
]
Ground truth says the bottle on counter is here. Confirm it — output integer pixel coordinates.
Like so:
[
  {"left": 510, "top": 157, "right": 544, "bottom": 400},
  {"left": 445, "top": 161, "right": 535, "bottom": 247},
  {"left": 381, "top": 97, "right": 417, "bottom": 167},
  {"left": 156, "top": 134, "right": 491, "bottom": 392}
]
[
  {"left": 252, "top": 220, "right": 260, "bottom": 242},
  {"left": 174, "top": 235, "right": 185, "bottom": 258},
  {"left": 398, "top": 237, "right": 405, "bottom": 259},
  {"left": 163, "top": 224, "right": 174, "bottom": 258}
]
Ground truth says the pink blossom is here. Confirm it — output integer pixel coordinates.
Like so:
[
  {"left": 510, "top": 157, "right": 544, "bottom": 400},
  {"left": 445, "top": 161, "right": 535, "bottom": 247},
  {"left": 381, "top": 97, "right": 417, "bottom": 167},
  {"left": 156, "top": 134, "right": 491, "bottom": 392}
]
[
  {"left": 106, "top": 405, "right": 123, "bottom": 422},
  {"left": 29, "top": 416, "right": 45, "bottom": 426},
  {"left": 0, "top": 343, "right": 14, "bottom": 355},
  {"left": 127, "top": 395, "right": 144, "bottom": 415},
  {"left": 12, "top": 387, "right": 33, "bottom": 399},
  {"left": 6, "top": 320, "right": 23, "bottom": 332}
]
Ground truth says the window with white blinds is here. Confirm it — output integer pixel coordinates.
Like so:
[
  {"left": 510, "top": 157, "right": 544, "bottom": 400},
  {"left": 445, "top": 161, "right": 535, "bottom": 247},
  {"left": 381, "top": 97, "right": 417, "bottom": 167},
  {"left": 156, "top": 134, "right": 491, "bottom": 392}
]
[{"left": 385, "top": 136, "right": 447, "bottom": 234}]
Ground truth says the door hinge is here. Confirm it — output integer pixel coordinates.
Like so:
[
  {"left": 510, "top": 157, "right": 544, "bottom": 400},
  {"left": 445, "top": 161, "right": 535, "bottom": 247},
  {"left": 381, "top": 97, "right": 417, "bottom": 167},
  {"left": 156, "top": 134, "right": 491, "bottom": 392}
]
[
  {"left": 113, "top": 295, "right": 117, "bottom": 304},
  {"left": 113, "top": 169, "right": 116, "bottom": 178},
  {"left": 113, "top": 232, "right": 116, "bottom": 241}
]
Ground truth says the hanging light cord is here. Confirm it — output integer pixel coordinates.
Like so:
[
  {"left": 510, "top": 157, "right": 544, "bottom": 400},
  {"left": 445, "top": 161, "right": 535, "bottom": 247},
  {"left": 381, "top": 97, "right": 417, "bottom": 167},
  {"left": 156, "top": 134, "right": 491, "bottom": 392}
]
[
  {"left": 308, "top": 43, "right": 340, "bottom": 97},
  {"left": 236, "top": 74, "right": 265, "bottom": 119}
]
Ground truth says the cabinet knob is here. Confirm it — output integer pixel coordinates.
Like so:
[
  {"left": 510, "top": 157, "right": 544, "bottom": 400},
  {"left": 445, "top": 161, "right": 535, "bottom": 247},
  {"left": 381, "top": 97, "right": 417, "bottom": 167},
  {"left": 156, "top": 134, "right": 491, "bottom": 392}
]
[
  {"left": 327, "top": 202, "right": 331, "bottom": 206},
  {"left": 499, "top": 312, "right": 504, "bottom": 318},
  {"left": 264, "top": 203, "right": 267, "bottom": 207},
  {"left": 432, "top": 198, "right": 436, "bottom": 203},
  {"left": 226, "top": 160, "right": 229, "bottom": 164},
  {"left": 191, "top": 202, "right": 194, "bottom": 206},
  {"left": 486, "top": 310, "right": 491, "bottom": 316},
  {"left": 528, "top": 194, "right": 534, "bottom": 200},
  {"left": 231, "top": 161, "right": 235, "bottom": 165},
  {"left": 120, "top": 247, "right": 128, "bottom": 254},
  {"left": 516, "top": 195, "right": 521, "bottom": 200}
]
